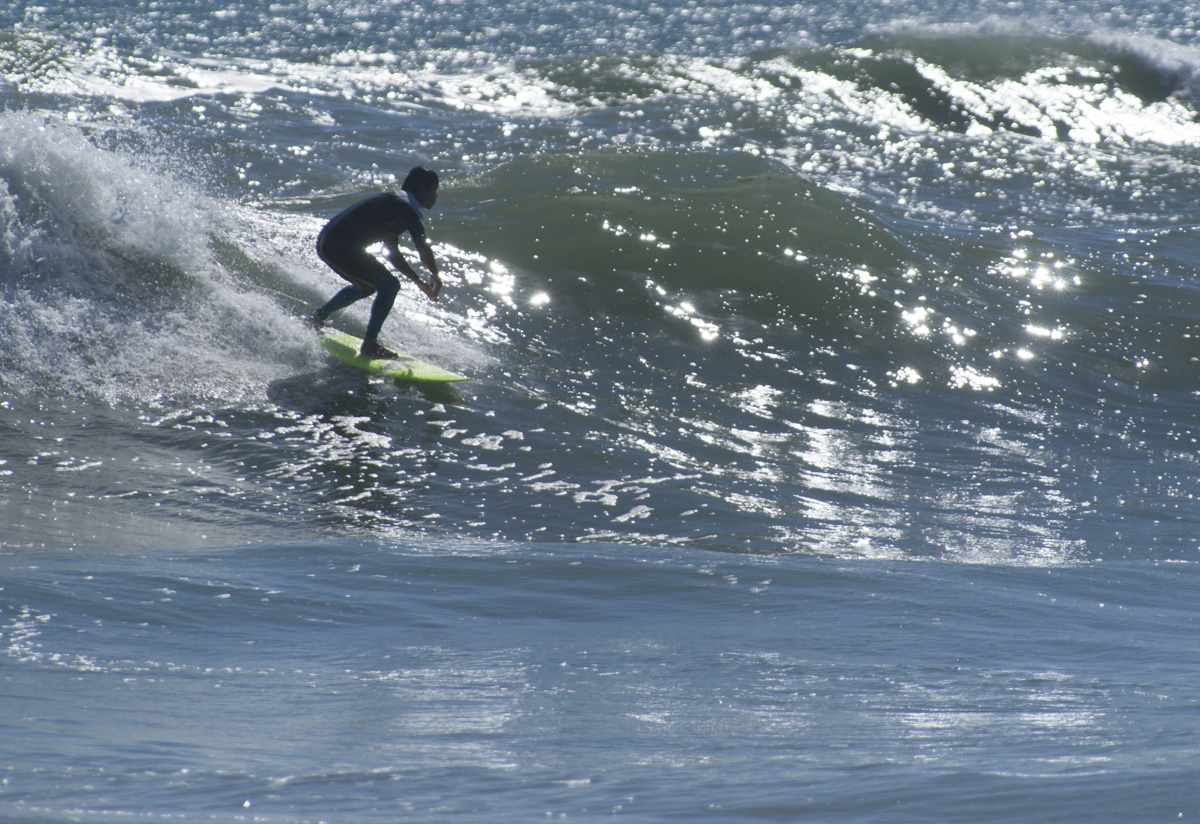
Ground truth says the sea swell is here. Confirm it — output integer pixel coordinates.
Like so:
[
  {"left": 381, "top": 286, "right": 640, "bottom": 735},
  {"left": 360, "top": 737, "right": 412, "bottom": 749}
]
[{"left": 5, "top": 6, "right": 1200, "bottom": 562}]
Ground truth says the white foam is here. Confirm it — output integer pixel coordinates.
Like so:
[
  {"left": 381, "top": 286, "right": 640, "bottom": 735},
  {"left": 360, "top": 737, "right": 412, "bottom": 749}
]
[
  {"left": 0, "top": 112, "right": 315, "bottom": 404},
  {"left": 18, "top": 31, "right": 578, "bottom": 120},
  {"left": 1092, "top": 30, "right": 1200, "bottom": 107},
  {"left": 862, "top": 18, "right": 1200, "bottom": 147}
]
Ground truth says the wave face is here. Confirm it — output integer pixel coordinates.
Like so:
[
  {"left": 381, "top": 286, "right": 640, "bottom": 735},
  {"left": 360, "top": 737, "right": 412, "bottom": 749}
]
[{"left": 5, "top": 4, "right": 1200, "bottom": 563}]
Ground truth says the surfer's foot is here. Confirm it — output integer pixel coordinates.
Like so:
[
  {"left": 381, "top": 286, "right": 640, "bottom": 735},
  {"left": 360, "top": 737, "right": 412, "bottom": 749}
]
[
  {"left": 305, "top": 312, "right": 328, "bottom": 331},
  {"left": 359, "top": 338, "right": 397, "bottom": 359}
]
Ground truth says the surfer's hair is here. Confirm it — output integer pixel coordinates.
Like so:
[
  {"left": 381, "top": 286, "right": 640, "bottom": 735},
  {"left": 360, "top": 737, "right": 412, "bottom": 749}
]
[{"left": 402, "top": 166, "right": 439, "bottom": 193}]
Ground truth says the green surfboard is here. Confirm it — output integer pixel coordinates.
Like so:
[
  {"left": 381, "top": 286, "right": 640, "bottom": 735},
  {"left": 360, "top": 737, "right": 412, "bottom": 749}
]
[{"left": 320, "top": 331, "right": 469, "bottom": 383}]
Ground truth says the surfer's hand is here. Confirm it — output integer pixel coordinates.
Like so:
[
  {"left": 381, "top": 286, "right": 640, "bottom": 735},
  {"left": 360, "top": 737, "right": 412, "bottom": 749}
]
[{"left": 419, "top": 274, "right": 441, "bottom": 301}]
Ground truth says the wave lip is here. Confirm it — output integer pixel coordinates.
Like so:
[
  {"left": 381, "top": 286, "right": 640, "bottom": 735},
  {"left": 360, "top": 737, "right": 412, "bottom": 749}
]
[{"left": 848, "top": 20, "right": 1200, "bottom": 144}]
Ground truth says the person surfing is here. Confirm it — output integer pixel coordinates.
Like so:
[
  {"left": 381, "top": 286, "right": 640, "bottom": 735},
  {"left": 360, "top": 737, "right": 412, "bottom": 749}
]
[{"left": 306, "top": 166, "right": 441, "bottom": 359}]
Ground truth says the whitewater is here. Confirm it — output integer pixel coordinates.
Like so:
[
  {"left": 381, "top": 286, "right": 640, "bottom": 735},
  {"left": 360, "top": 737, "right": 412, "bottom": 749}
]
[{"left": 4, "top": 0, "right": 1200, "bottom": 821}]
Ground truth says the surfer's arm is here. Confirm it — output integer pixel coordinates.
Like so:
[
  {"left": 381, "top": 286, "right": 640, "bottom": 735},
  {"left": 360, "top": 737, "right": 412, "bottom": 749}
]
[
  {"left": 385, "top": 239, "right": 441, "bottom": 300},
  {"left": 413, "top": 236, "right": 439, "bottom": 276}
]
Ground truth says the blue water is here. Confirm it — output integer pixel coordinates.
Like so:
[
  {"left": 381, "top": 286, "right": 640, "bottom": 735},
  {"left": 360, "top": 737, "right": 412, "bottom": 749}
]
[
  {"left": 4, "top": 0, "right": 1200, "bottom": 820},
  {"left": 5, "top": 544, "right": 1199, "bottom": 822}
]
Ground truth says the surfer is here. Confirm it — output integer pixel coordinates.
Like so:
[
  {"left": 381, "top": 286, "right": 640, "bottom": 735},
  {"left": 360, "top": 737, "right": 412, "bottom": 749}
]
[{"left": 306, "top": 166, "right": 442, "bottom": 358}]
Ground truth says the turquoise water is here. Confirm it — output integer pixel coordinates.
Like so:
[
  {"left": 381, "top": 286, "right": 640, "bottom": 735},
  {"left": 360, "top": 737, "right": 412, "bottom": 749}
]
[{"left": 4, "top": 0, "right": 1200, "bottom": 820}]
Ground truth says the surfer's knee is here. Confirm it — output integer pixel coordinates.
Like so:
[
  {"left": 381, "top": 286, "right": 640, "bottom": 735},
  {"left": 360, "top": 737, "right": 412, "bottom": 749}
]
[{"left": 377, "top": 273, "right": 400, "bottom": 300}]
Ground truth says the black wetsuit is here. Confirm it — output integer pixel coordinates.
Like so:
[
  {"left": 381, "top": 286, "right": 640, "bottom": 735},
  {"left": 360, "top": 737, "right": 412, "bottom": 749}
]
[
  {"left": 313, "top": 191, "right": 428, "bottom": 340},
  {"left": 316, "top": 191, "right": 427, "bottom": 292}
]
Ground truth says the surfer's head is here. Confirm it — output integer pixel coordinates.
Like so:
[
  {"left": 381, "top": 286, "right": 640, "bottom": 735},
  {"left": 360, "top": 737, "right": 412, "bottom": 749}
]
[{"left": 402, "top": 166, "right": 440, "bottom": 210}]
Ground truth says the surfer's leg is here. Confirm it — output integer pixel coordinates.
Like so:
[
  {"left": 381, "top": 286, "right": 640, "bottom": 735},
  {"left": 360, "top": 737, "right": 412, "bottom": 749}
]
[
  {"left": 315, "top": 283, "right": 368, "bottom": 321},
  {"left": 314, "top": 246, "right": 395, "bottom": 350},
  {"left": 314, "top": 242, "right": 382, "bottom": 323},
  {"left": 363, "top": 273, "right": 400, "bottom": 342}
]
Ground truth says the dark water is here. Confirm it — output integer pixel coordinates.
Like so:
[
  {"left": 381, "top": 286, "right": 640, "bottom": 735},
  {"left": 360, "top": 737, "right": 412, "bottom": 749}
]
[{"left": 4, "top": 0, "right": 1200, "bottom": 820}]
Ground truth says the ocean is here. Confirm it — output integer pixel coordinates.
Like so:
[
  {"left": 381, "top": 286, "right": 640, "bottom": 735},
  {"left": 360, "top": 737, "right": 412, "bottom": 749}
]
[{"left": 3, "top": 0, "right": 1200, "bottom": 820}]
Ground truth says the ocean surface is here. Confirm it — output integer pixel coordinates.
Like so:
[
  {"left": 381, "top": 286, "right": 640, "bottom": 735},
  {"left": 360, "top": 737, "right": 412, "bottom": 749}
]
[{"left": 4, "top": 0, "right": 1200, "bottom": 820}]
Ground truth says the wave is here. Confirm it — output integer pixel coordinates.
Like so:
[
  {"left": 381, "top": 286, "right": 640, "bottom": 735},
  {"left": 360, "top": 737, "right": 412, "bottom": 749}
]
[
  {"left": 0, "top": 110, "right": 893, "bottom": 399},
  {"left": 453, "top": 141, "right": 1187, "bottom": 380},
  {"left": 456, "top": 150, "right": 906, "bottom": 328},
  {"left": 9, "top": 15, "right": 1200, "bottom": 150},
  {"left": 7, "top": 53, "right": 1200, "bottom": 561},
  {"left": 0, "top": 112, "right": 508, "bottom": 406},
  {"left": 849, "top": 20, "right": 1200, "bottom": 142},
  {"left": 4, "top": 108, "right": 1194, "bottom": 417},
  {"left": 0, "top": 113, "right": 315, "bottom": 403}
]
